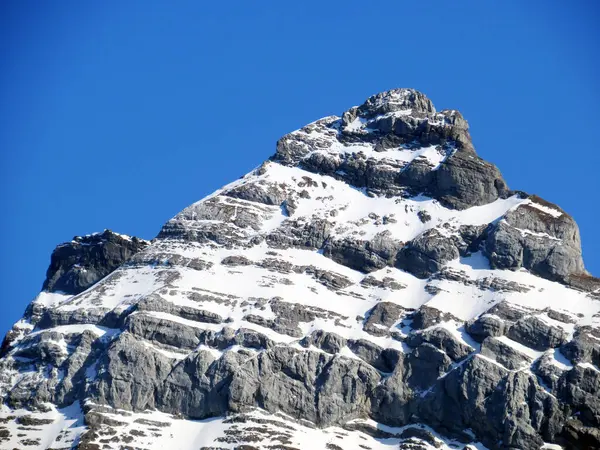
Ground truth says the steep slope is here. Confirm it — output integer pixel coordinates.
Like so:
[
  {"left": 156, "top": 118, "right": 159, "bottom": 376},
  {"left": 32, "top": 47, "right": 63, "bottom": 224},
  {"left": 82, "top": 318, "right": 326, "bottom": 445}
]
[{"left": 1, "top": 89, "right": 599, "bottom": 450}]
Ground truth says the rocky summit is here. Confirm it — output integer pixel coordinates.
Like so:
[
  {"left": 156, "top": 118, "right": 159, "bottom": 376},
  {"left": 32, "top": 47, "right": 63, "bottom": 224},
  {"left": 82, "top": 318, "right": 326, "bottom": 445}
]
[{"left": 1, "top": 88, "right": 599, "bottom": 450}]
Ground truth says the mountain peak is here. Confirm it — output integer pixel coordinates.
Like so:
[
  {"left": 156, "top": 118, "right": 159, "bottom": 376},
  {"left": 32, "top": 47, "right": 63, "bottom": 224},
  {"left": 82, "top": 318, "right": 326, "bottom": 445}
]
[
  {"left": 1, "top": 90, "right": 599, "bottom": 450},
  {"left": 273, "top": 88, "right": 497, "bottom": 210},
  {"left": 356, "top": 88, "right": 436, "bottom": 118}
]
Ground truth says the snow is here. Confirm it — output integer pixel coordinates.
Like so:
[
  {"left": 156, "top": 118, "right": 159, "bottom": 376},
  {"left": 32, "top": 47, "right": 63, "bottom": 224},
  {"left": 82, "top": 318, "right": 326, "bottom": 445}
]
[
  {"left": 578, "top": 362, "right": 600, "bottom": 372},
  {"left": 261, "top": 161, "right": 527, "bottom": 244},
  {"left": 0, "top": 402, "right": 86, "bottom": 449},
  {"left": 524, "top": 200, "right": 563, "bottom": 218},
  {"left": 62, "top": 406, "right": 487, "bottom": 450},
  {"left": 33, "top": 291, "right": 71, "bottom": 307},
  {"left": 345, "top": 116, "right": 367, "bottom": 131},
  {"left": 549, "top": 348, "right": 574, "bottom": 370}
]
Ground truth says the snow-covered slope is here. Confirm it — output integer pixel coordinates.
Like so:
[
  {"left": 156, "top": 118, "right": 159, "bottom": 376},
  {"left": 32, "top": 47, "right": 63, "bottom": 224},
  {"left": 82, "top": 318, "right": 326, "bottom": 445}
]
[{"left": 1, "top": 89, "right": 599, "bottom": 450}]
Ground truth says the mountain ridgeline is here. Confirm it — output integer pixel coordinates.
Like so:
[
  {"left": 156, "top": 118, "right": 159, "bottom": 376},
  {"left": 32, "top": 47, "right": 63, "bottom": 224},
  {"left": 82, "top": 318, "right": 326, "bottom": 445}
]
[{"left": 1, "top": 89, "right": 599, "bottom": 450}]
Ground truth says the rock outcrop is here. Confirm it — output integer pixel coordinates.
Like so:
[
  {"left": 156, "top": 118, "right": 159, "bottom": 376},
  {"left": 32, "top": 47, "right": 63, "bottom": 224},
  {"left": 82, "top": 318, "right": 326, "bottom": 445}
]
[{"left": 42, "top": 229, "right": 149, "bottom": 295}]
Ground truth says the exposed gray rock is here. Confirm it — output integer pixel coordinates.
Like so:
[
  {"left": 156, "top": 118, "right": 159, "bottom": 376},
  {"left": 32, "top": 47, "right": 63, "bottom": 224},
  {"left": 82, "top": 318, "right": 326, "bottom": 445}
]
[
  {"left": 307, "top": 267, "right": 353, "bottom": 290},
  {"left": 399, "top": 427, "right": 442, "bottom": 448},
  {"left": 485, "top": 197, "right": 585, "bottom": 282},
  {"left": 456, "top": 224, "right": 488, "bottom": 256},
  {"left": 347, "top": 339, "right": 402, "bottom": 373},
  {"left": 406, "top": 343, "right": 452, "bottom": 390},
  {"left": 42, "top": 230, "right": 149, "bottom": 295},
  {"left": 300, "top": 330, "right": 347, "bottom": 354},
  {"left": 243, "top": 298, "right": 348, "bottom": 338},
  {"left": 363, "top": 302, "right": 404, "bottom": 337},
  {"left": 546, "top": 309, "right": 577, "bottom": 324},
  {"left": 533, "top": 352, "right": 569, "bottom": 392},
  {"left": 487, "top": 301, "right": 536, "bottom": 322},
  {"left": 556, "top": 364, "right": 600, "bottom": 448},
  {"left": 135, "top": 294, "right": 223, "bottom": 325},
  {"left": 406, "top": 327, "right": 474, "bottom": 362},
  {"left": 274, "top": 89, "right": 512, "bottom": 211},
  {"left": 221, "top": 255, "right": 252, "bottom": 266},
  {"left": 396, "top": 229, "right": 459, "bottom": 278},
  {"left": 128, "top": 252, "right": 212, "bottom": 271},
  {"left": 507, "top": 316, "right": 569, "bottom": 351},
  {"left": 480, "top": 336, "right": 532, "bottom": 370},
  {"left": 560, "top": 327, "right": 600, "bottom": 366},
  {"left": 266, "top": 218, "right": 332, "bottom": 249},
  {"left": 222, "top": 182, "right": 287, "bottom": 206},
  {"left": 418, "top": 355, "right": 563, "bottom": 450},
  {"left": 159, "top": 350, "right": 243, "bottom": 419},
  {"left": 360, "top": 275, "right": 405, "bottom": 290},
  {"left": 432, "top": 150, "right": 509, "bottom": 210},
  {"left": 324, "top": 231, "right": 401, "bottom": 273},
  {"left": 158, "top": 196, "right": 273, "bottom": 246},
  {"left": 94, "top": 332, "right": 178, "bottom": 411},
  {"left": 465, "top": 314, "right": 506, "bottom": 342},
  {"left": 228, "top": 346, "right": 381, "bottom": 427},
  {"left": 410, "top": 306, "right": 460, "bottom": 330},
  {"left": 355, "top": 89, "right": 436, "bottom": 119}
]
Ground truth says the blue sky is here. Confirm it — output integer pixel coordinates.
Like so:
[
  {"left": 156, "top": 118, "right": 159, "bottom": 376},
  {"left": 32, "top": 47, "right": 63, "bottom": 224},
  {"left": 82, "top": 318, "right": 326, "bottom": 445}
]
[{"left": 1, "top": 1, "right": 599, "bottom": 337}]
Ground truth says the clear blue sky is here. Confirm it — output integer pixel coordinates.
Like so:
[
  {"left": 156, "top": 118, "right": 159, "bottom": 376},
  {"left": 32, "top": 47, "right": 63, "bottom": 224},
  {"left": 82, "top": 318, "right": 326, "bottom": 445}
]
[{"left": 1, "top": 1, "right": 599, "bottom": 337}]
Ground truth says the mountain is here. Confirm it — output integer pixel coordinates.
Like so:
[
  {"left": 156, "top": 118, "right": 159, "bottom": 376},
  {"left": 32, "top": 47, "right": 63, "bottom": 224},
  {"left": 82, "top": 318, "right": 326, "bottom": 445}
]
[{"left": 1, "top": 89, "right": 599, "bottom": 450}]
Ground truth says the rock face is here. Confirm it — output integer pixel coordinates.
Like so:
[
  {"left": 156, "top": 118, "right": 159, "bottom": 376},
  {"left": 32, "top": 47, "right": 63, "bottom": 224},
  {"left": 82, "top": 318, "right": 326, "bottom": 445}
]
[
  {"left": 0, "top": 88, "right": 599, "bottom": 450},
  {"left": 42, "top": 229, "right": 150, "bottom": 295}
]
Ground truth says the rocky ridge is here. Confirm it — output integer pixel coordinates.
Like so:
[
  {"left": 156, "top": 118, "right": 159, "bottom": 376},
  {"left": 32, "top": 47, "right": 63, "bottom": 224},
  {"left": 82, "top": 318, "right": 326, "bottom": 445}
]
[{"left": 0, "top": 88, "right": 599, "bottom": 450}]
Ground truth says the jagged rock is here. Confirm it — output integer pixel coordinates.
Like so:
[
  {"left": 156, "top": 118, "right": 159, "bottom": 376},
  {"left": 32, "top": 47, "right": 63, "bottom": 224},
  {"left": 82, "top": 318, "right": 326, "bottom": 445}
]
[
  {"left": 484, "top": 197, "right": 585, "bottom": 282},
  {"left": 546, "top": 309, "right": 577, "bottom": 324},
  {"left": 487, "top": 301, "right": 535, "bottom": 322},
  {"left": 354, "top": 89, "right": 436, "bottom": 119},
  {"left": 396, "top": 229, "right": 459, "bottom": 278},
  {"left": 324, "top": 231, "right": 401, "bottom": 273},
  {"left": 455, "top": 224, "right": 488, "bottom": 256},
  {"left": 136, "top": 294, "right": 223, "bottom": 324},
  {"left": 126, "top": 312, "right": 203, "bottom": 350},
  {"left": 42, "top": 230, "right": 149, "bottom": 295},
  {"left": 94, "top": 332, "right": 175, "bottom": 411},
  {"left": 432, "top": 150, "right": 509, "bottom": 210},
  {"left": 533, "top": 352, "right": 570, "bottom": 392},
  {"left": 556, "top": 365, "right": 600, "bottom": 448},
  {"left": 346, "top": 339, "right": 402, "bottom": 373},
  {"left": 160, "top": 351, "right": 244, "bottom": 419},
  {"left": 307, "top": 267, "right": 353, "bottom": 290},
  {"left": 223, "top": 182, "right": 287, "bottom": 206},
  {"left": 480, "top": 337, "right": 532, "bottom": 370},
  {"left": 406, "top": 327, "right": 474, "bottom": 362},
  {"left": 410, "top": 306, "right": 460, "bottom": 330},
  {"left": 507, "top": 316, "right": 569, "bottom": 351},
  {"left": 363, "top": 302, "right": 404, "bottom": 336},
  {"left": 360, "top": 275, "right": 405, "bottom": 290},
  {"left": 128, "top": 252, "right": 212, "bottom": 271},
  {"left": 300, "top": 330, "right": 347, "bottom": 354},
  {"left": 221, "top": 255, "right": 252, "bottom": 266},
  {"left": 406, "top": 343, "right": 452, "bottom": 390},
  {"left": 266, "top": 218, "right": 332, "bottom": 249},
  {"left": 465, "top": 314, "right": 506, "bottom": 342},
  {"left": 560, "top": 327, "right": 600, "bottom": 366},
  {"left": 228, "top": 346, "right": 381, "bottom": 427}
]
